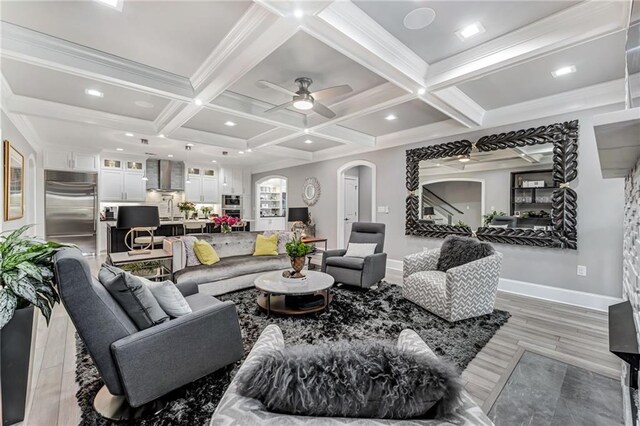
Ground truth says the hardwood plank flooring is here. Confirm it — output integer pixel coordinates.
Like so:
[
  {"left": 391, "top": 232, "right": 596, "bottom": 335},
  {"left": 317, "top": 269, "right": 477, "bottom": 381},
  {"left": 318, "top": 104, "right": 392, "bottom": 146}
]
[{"left": 21, "top": 263, "right": 621, "bottom": 425}]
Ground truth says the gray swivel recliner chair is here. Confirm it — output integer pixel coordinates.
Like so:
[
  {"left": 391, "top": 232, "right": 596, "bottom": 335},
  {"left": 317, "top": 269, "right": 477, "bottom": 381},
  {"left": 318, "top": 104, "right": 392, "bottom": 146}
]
[
  {"left": 53, "top": 248, "right": 244, "bottom": 420},
  {"left": 321, "top": 222, "right": 387, "bottom": 289}
]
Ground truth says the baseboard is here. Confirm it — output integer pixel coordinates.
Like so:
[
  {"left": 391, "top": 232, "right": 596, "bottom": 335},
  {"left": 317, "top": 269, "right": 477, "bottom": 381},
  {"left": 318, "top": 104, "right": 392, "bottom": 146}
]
[
  {"left": 498, "top": 278, "right": 621, "bottom": 312},
  {"left": 386, "top": 258, "right": 622, "bottom": 312}
]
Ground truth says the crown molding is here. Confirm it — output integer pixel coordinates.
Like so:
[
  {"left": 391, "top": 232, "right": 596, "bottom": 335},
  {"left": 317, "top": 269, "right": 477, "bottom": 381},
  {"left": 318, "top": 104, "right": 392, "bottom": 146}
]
[
  {"left": 1, "top": 108, "right": 44, "bottom": 152},
  {"left": 247, "top": 127, "right": 299, "bottom": 150},
  {"left": 209, "top": 91, "right": 305, "bottom": 130},
  {"left": 316, "top": 124, "right": 375, "bottom": 147},
  {"left": 154, "top": 100, "right": 186, "bottom": 133},
  {"left": 169, "top": 126, "right": 247, "bottom": 150},
  {"left": 158, "top": 14, "right": 298, "bottom": 135},
  {"left": 427, "top": 0, "right": 629, "bottom": 90},
  {"left": 6, "top": 93, "right": 157, "bottom": 134},
  {"left": 1, "top": 21, "right": 194, "bottom": 100},
  {"left": 259, "top": 144, "right": 313, "bottom": 161}
]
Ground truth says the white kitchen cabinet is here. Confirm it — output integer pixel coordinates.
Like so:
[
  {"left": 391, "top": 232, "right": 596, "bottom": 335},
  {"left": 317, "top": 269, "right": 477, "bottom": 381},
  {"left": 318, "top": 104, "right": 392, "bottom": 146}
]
[
  {"left": 44, "top": 150, "right": 98, "bottom": 171},
  {"left": 185, "top": 166, "right": 219, "bottom": 202},
  {"left": 99, "top": 156, "right": 146, "bottom": 201},
  {"left": 123, "top": 171, "right": 146, "bottom": 201},
  {"left": 201, "top": 177, "right": 219, "bottom": 202},
  {"left": 185, "top": 178, "right": 201, "bottom": 202},
  {"left": 220, "top": 167, "right": 245, "bottom": 195}
]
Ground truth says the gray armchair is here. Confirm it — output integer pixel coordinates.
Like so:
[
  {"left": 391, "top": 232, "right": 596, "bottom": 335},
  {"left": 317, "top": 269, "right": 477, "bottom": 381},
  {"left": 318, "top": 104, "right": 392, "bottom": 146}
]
[
  {"left": 53, "top": 248, "right": 244, "bottom": 419},
  {"left": 322, "top": 222, "right": 387, "bottom": 289}
]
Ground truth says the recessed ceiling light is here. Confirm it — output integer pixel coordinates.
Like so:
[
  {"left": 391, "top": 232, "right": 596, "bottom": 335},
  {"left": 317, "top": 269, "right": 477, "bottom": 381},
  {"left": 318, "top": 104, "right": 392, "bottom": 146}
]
[
  {"left": 238, "top": 151, "right": 245, "bottom": 154},
  {"left": 158, "top": 134, "right": 165, "bottom": 138},
  {"left": 224, "top": 121, "right": 237, "bottom": 127},
  {"left": 167, "top": 154, "right": 174, "bottom": 158},
  {"left": 116, "top": 148, "right": 124, "bottom": 151},
  {"left": 417, "top": 88, "right": 426, "bottom": 95},
  {"left": 186, "top": 143, "right": 195, "bottom": 147},
  {"left": 135, "top": 100, "right": 154, "bottom": 108},
  {"left": 403, "top": 8, "right": 436, "bottom": 30},
  {"left": 84, "top": 89, "right": 103, "bottom": 98},
  {"left": 304, "top": 128, "right": 310, "bottom": 134},
  {"left": 93, "top": 0, "right": 123, "bottom": 11},
  {"left": 125, "top": 132, "right": 134, "bottom": 137},
  {"left": 551, "top": 65, "right": 576, "bottom": 78},
  {"left": 293, "top": 9, "right": 304, "bottom": 18},
  {"left": 211, "top": 160, "right": 217, "bottom": 163},
  {"left": 520, "top": 153, "right": 526, "bottom": 157},
  {"left": 246, "top": 148, "right": 252, "bottom": 152},
  {"left": 385, "top": 114, "right": 397, "bottom": 121},
  {"left": 304, "top": 139, "right": 313, "bottom": 144},
  {"left": 194, "top": 99, "right": 203, "bottom": 106},
  {"left": 455, "top": 22, "right": 485, "bottom": 41}
]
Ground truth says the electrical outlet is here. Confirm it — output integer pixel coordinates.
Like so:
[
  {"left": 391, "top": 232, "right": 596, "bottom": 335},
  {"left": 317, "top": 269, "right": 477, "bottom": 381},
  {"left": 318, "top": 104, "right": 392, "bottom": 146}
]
[{"left": 577, "top": 265, "right": 587, "bottom": 276}]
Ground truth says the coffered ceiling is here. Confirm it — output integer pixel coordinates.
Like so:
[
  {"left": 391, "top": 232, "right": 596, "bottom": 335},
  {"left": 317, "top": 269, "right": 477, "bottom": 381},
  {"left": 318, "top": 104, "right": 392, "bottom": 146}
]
[{"left": 0, "top": 0, "right": 633, "bottom": 172}]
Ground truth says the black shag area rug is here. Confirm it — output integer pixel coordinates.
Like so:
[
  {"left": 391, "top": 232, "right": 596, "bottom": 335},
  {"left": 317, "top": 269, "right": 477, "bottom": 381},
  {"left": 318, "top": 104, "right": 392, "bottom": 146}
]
[{"left": 75, "top": 282, "right": 510, "bottom": 425}]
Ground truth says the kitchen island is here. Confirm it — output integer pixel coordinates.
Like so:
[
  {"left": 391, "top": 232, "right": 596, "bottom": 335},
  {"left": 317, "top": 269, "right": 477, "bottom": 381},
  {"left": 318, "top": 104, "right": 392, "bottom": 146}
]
[{"left": 106, "top": 219, "right": 251, "bottom": 253}]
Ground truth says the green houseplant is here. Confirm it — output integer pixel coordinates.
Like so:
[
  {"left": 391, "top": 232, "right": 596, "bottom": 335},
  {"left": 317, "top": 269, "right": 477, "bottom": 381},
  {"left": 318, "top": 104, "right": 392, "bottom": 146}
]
[
  {"left": 482, "top": 210, "right": 507, "bottom": 226},
  {"left": 177, "top": 201, "right": 196, "bottom": 219},
  {"left": 0, "top": 225, "right": 64, "bottom": 425},
  {"left": 285, "top": 237, "right": 312, "bottom": 278}
]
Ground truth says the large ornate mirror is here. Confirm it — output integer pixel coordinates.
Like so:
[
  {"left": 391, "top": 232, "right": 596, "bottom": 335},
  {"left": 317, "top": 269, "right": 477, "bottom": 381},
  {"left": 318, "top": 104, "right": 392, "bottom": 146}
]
[{"left": 405, "top": 120, "right": 579, "bottom": 249}]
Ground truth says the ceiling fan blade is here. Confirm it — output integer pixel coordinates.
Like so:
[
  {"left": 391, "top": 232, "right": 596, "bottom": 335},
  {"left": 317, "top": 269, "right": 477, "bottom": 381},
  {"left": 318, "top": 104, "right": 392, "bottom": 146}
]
[
  {"left": 312, "top": 101, "right": 336, "bottom": 118},
  {"left": 264, "top": 101, "right": 294, "bottom": 114},
  {"left": 258, "top": 80, "right": 297, "bottom": 96},
  {"left": 311, "top": 84, "right": 353, "bottom": 101}
]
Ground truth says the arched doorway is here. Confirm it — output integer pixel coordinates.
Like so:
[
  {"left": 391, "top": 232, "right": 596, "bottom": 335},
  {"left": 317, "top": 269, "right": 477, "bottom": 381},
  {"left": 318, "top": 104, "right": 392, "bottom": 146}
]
[
  {"left": 336, "top": 160, "right": 377, "bottom": 248},
  {"left": 255, "top": 175, "right": 288, "bottom": 231}
]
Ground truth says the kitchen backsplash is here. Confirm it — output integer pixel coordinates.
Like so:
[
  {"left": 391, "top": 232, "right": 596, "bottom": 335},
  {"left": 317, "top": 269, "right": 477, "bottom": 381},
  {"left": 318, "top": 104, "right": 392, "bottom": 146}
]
[{"left": 101, "top": 191, "right": 220, "bottom": 218}]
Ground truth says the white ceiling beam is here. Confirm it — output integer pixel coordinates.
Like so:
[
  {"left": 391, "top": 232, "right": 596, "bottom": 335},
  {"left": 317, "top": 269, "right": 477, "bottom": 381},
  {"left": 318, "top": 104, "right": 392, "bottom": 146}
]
[
  {"left": 247, "top": 127, "right": 300, "bottom": 149},
  {"left": 169, "top": 127, "right": 247, "bottom": 151},
  {"left": 159, "top": 5, "right": 299, "bottom": 135},
  {"left": 426, "top": 0, "right": 630, "bottom": 90},
  {"left": 0, "top": 77, "right": 44, "bottom": 150},
  {"left": 259, "top": 145, "right": 313, "bottom": 161},
  {"left": 315, "top": 125, "right": 374, "bottom": 146},
  {"left": 0, "top": 22, "right": 194, "bottom": 100},
  {"left": 427, "top": 87, "right": 485, "bottom": 126},
  {"left": 6, "top": 93, "right": 157, "bottom": 134}
]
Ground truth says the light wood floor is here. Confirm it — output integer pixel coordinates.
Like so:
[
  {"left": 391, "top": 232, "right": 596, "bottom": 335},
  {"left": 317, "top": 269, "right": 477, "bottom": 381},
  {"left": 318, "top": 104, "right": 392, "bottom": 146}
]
[{"left": 20, "top": 265, "right": 621, "bottom": 425}]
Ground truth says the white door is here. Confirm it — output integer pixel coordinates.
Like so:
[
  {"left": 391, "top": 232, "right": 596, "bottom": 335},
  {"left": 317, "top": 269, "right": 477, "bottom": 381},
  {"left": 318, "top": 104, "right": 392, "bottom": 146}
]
[
  {"left": 101, "top": 170, "right": 124, "bottom": 201},
  {"left": 185, "top": 177, "right": 202, "bottom": 202},
  {"left": 343, "top": 176, "right": 359, "bottom": 245},
  {"left": 44, "top": 151, "right": 72, "bottom": 170},
  {"left": 123, "top": 171, "right": 145, "bottom": 201},
  {"left": 73, "top": 153, "right": 98, "bottom": 171},
  {"left": 201, "top": 177, "right": 218, "bottom": 202}
]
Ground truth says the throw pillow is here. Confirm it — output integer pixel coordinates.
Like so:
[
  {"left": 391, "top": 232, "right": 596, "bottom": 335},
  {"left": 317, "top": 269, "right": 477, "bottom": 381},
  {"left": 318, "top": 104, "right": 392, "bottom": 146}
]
[
  {"left": 253, "top": 234, "right": 278, "bottom": 256},
  {"left": 182, "top": 236, "right": 201, "bottom": 267},
  {"left": 140, "top": 277, "right": 192, "bottom": 318},
  {"left": 236, "top": 341, "right": 462, "bottom": 419},
  {"left": 193, "top": 240, "right": 220, "bottom": 265},
  {"left": 98, "top": 265, "right": 169, "bottom": 329},
  {"left": 344, "top": 242, "right": 377, "bottom": 258},
  {"left": 436, "top": 235, "right": 495, "bottom": 272}
]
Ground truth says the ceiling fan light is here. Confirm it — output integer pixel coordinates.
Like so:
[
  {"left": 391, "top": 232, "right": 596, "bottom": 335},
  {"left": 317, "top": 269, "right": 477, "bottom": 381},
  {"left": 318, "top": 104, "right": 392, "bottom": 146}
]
[{"left": 293, "top": 99, "right": 313, "bottom": 110}]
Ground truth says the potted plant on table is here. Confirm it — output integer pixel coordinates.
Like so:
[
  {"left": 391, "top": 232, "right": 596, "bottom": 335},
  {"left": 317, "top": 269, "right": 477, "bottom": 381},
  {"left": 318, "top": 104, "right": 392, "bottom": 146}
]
[
  {"left": 0, "top": 226, "right": 64, "bottom": 425},
  {"left": 177, "top": 201, "right": 196, "bottom": 220},
  {"left": 213, "top": 215, "right": 239, "bottom": 234},
  {"left": 200, "top": 206, "right": 212, "bottom": 218},
  {"left": 285, "top": 236, "right": 312, "bottom": 279}
]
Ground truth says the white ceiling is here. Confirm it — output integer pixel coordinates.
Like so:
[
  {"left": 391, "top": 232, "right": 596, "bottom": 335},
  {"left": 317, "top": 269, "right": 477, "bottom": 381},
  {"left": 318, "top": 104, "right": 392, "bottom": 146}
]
[
  {"left": 0, "top": 0, "right": 252, "bottom": 77},
  {"left": 340, "top": 99, "right": 450, "bottom": 136},
  {"left": 353, "top": 1, "right": 579, "bottom": 63},
  {"left": 279, "top": 135, "right": 344, "bottom": 152},
  {"left": 227, "top": 31, "right": 388, "bottom": 111},
  {"left": 0, "top": 0, "right": 631, "bottom": 170},
  {"left": 183, "top": 108, "right": 275, "bottom": 140},
  {"left": 458, "top": 31, "right": 627, "bottom": 109}
]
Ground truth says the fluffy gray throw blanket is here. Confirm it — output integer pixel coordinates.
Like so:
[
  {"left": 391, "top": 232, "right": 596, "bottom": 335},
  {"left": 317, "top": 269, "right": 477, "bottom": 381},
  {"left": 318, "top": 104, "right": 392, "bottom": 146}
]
[{"left": 236, "top": 341, "right": 463, "bottom": 419}]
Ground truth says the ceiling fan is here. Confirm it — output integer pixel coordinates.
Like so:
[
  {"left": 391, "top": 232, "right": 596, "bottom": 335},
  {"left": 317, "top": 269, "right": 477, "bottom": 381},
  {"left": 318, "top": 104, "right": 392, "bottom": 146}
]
[{"left": 258, "top": 77, "right": 352, "bottom": 118}]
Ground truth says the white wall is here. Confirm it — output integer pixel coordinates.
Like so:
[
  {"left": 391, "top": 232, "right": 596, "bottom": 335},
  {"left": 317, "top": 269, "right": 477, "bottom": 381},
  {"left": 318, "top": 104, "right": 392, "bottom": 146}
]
[
  {"left": 1, "top": 111, "right": 41, "bottom": 236},
  {"left": 253, "top": 105, "right": 625, "bottom": 298}
]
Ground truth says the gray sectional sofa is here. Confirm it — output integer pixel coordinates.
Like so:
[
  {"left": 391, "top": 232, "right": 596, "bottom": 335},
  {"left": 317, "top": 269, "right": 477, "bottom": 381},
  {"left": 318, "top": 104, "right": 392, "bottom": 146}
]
[{"left": 168, "top": 231, "right": 292, "bottom": 296}]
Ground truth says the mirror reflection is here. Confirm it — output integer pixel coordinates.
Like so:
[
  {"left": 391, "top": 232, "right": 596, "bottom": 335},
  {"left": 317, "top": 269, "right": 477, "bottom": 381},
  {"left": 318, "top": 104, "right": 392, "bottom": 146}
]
[
  {"left": 304, "top": 184, "right": 315, "bottom": 199},
  {"left": 419, "top": 144, "right": 555, "bottom": 232}
]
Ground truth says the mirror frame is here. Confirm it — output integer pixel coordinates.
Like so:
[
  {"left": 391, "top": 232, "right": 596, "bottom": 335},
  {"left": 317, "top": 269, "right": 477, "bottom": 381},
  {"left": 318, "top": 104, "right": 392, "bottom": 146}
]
[
  {"left": 405, "top": 120, "right": 579, "bottom": 249},
  {"left": 302, "top": 177, "right": 321, "bottom": 206}
]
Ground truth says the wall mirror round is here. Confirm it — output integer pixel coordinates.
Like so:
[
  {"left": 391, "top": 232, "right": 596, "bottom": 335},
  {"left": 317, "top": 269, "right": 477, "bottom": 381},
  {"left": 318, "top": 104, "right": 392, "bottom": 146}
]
[{"left": 302, "top": 177, "right": 321, "bottom": 206}]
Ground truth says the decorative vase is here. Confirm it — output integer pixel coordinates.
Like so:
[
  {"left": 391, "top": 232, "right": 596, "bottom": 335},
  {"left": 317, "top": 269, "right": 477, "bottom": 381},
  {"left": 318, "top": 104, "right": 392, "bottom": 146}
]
[
  {"left": 1, "top": 305, "right": 34, "bottom": 426},
  {"left": 184, "top": 211, "right": 190, "bottom": 220},
  {"left": 221, "top": 223, "right": 231, "bottom": 233},
  {"left": 290, "top": 256, "right": 306, "bottom": 277}
]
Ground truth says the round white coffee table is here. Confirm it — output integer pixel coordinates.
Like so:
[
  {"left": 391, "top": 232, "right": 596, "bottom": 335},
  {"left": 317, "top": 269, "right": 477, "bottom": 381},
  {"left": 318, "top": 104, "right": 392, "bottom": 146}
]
[{"left": 255, "top": 270, "right": 335, "bottom": 316}]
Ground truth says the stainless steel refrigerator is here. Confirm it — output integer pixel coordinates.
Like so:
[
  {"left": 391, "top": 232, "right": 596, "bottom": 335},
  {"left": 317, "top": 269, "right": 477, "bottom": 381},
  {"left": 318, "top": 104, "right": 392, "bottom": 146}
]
[{"left": 45, "top": 170, "right": 98, "bottom": 256}]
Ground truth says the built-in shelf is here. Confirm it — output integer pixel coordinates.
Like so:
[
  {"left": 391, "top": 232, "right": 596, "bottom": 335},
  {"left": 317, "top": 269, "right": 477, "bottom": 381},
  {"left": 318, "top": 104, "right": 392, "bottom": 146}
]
[{"left": 594, "top": 107, "right": 640, "bottom": 179}]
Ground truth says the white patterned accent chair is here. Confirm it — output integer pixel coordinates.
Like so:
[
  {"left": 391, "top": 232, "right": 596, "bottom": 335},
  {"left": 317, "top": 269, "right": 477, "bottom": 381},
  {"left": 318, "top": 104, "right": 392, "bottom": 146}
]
[
  {"left": 403, "top": 249, "right": 503, "bottom": 322},
  {"left": 211, "top": 325, "right": 494, "bottom": 425}
]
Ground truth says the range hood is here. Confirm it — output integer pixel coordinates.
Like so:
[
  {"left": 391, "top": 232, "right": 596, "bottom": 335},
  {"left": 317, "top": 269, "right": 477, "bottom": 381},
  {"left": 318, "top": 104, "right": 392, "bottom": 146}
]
[{"left": 145, "top": 159, "right": 185, "bottom": 191}]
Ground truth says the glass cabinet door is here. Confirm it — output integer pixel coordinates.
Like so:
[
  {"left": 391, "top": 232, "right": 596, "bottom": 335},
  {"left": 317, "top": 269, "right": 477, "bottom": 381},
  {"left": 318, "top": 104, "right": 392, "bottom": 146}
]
[{"left": 103, "top": 159, "right": 122, "bottom": 169}]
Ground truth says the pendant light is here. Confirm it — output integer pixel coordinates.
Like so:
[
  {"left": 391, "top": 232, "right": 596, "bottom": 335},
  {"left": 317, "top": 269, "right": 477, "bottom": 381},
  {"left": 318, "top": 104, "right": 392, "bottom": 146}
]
[{"left": 185, "top": 144, "right": 192, "bottom": 184}]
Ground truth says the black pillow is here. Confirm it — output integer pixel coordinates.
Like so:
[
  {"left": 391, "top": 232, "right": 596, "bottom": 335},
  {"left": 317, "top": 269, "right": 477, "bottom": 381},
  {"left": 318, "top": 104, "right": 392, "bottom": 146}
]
[
  {"left": 436, "top": 235, "right": 495, "bottom": 272},
  {"left": 98, "top": 264, "right": 169, "bottom": 330},
  {"left": 235, "top": 341, "right": 462, "bottom": 419}
]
